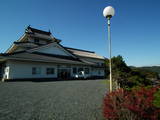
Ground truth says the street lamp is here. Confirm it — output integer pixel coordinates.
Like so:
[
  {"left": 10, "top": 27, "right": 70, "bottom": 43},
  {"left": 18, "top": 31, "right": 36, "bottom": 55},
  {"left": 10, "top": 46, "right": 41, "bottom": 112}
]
[{"left": 103, "top": 6, "right": 115, "bottom": 92}]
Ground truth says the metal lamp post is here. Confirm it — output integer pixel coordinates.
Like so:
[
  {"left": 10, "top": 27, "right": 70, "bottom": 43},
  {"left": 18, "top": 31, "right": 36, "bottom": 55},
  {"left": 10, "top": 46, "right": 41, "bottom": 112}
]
[{"left": 103, "top": 6, "right": 115, "bottom": 92}]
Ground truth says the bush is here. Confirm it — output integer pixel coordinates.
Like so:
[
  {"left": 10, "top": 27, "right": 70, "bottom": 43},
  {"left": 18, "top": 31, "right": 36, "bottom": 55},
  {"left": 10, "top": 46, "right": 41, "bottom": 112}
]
[
  {"left": 103, "top": 86, "right": 160, "bottom": 120},
  {"left": 153, "top": 89, "right": 160, "bottom": 108}
]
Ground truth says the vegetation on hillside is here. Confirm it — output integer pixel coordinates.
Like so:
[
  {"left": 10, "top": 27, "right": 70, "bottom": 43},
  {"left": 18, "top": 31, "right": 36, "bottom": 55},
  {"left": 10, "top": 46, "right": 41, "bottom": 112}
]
[
  {"left": 138, "top": 66, "right": 160, "bottom": 74},
  {"left": 105, "top": 55, "right": 158, "bottom": 89},
  {"left": 131, "top": 67, "right": 159, "bottom": 80},
  {"left": 103, "top": 55, "right": 160, "bottom": 120}
]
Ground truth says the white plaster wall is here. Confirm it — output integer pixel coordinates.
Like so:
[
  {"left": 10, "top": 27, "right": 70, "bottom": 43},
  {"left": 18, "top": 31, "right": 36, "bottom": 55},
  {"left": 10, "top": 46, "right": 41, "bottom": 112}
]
[
  {"left": 7, "top": 60, "right": 57, "bottom": 79},
  {"left": 14, "top": 47, "right": 27, "bottom": 52},
  {"left": 28, "top": 37, "right": 47, "bottom": 45},
  {"left": 5, "top": 60, "right": 105, "bottom": 80}
]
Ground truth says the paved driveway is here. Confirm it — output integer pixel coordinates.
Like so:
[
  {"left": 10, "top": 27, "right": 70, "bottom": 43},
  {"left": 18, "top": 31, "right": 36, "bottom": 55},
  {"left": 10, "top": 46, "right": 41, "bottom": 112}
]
[{"left": 0, "top": 80, "right": 108, "bottom": 120}]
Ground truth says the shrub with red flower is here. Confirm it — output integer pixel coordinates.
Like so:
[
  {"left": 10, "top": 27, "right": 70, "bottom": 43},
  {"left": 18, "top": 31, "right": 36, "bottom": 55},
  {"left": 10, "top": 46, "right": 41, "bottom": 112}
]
[{"left": 103, "top": 86, "right": 160, "bottom": 120}]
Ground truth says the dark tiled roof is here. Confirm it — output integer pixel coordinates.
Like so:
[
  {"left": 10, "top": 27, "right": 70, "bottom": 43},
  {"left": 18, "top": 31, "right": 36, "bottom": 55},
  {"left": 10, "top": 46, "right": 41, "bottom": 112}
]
[
  {"left": 26, "top": 26, "right": 51, "bottom": 35},
  {"left": 65, "top": 47, "right": 105, "bottom": 59},
  {"left": 0, "top": 52, "right": 90, "bottom": 65},
  {"left": 32, "top": 52, "right": 82, "bottom": 62},
  {"left": 0, "top": 51, "right": 81, "bottom": 62},
  {"left": 64, "top": 47, "right": 95, "bottom": 53},
  {"left": 14, "top": 41, "right": 30, "bottom": 44},
  {"left": 0, "top": 51, "right": 26, "bottom": 56},
  {"left": 14, "top": 41, "right": 46, "bottom": 46},
  {"left": 0, "top": 51, "right": 102, "bottom": 66}
]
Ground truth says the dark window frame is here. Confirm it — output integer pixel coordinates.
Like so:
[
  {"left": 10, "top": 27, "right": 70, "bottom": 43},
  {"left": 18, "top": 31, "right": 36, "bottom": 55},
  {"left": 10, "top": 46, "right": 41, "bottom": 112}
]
[
  {"left": 73, "top": 67, "right": 77, "bottom": 74},
  {"left": 46, "top": 68, "right": 55, "bottom": 75},
  {"left": 34, "top": 38, "right": 39, "bottom": 44},
  {"left": 32, "top": 67, "right": 41, "bottom": 75},
  {"left": 78, "top": 68, "right": 83, "bottom": 73},
  {"left": 84, "top": 68, "right": 90, "bottom": 74}
]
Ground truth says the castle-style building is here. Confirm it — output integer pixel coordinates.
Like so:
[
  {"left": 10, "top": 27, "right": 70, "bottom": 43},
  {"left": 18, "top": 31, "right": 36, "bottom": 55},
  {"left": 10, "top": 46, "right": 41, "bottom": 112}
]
[{"left": 0, "top": 26, "right": 105, "bottom": 81}]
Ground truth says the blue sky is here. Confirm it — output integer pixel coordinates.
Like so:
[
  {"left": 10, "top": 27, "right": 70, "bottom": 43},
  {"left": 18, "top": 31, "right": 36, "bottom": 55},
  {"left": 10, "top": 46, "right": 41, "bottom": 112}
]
[{"left": 0, "top": 0, "right": 159, "bottom": 67}]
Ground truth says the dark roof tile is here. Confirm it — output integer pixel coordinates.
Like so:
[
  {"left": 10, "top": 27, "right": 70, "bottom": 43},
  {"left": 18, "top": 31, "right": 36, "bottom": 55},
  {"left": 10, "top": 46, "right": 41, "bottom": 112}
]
[{"left": 26, "top": 26, "right": 51, "bottom": 35}]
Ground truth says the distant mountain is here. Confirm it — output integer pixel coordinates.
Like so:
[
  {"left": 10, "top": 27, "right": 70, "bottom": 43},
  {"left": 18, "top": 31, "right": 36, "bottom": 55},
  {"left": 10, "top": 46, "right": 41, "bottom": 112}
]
[
  {"left": 130, "top": 66, "right": 160, "bottom": 74},
  {"left": 140, "top": 66, "right": 160, "bottom": 74}
]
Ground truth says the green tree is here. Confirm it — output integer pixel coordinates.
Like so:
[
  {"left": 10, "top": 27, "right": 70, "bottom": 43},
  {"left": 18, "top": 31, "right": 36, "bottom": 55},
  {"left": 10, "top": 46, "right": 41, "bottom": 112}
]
[
  {"left": 153, "top": 89, "right": 160, "bottom": 108},
  {"left": 105, "top": 55, "right": 152, "bottom": 88},
  {"left": 105, "top": 55, "right": 131, "bottom": 88}
]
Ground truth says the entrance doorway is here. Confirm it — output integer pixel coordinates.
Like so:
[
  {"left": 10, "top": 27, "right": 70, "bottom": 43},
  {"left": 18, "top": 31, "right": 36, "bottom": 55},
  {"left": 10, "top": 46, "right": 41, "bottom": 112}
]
[
  {"left": 0, "top": 64, "right": 4, "bottom": 79},
  {"left": 58, "top": 69, "right": 71, "bottom": 80}
]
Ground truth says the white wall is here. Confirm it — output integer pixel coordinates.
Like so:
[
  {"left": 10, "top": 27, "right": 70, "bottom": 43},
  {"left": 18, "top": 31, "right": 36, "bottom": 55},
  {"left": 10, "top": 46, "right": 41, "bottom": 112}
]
[
  {"left": 28, "top": 37, "right": 48, "bottom": 45},
  {"left": 5, "top": 60, "right": 105, "bottom": 80},
  {"left": 6, "top": 60, "right": 57, "bottom": 79}
]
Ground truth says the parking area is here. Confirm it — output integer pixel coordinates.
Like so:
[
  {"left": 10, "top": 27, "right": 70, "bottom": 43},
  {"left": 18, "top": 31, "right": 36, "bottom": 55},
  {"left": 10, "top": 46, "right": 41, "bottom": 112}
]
[{"left": 0, "top": 79, "right": 108, "bottom": 120}]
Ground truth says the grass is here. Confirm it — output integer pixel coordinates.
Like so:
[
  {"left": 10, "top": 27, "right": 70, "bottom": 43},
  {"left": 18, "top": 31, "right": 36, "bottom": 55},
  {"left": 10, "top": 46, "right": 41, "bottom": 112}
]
[{"left": 101, "top": 79, "right": 110, "bottom": 85}]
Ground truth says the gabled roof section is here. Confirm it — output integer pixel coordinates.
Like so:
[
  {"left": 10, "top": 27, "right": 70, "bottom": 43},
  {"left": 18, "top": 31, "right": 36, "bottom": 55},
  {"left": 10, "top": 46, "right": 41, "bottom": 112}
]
[
  {"left": 3, "top": 26, "right": 104, "bottom": 61},
  {"left": 65, "top": 47, "right": 105, "bottom": 60},
  {"left": 27, "top": 42, "right": 77, "bottom": 58},
  {"left": 5, "top": 26, "right": 61, "bottom": 53},
  {"left": 14, "top": 41, "right": 40, "bottom": 47},
  {"left": 25, "top": 26, "right": 60, "bottom": 42},
  {"left": 32, "top": 52, "right": 81, "bottom": 61},
  {"left": 5, "top": 33, "right": 28, "bottom": 53},
  {"left": 0, "top": 51, "right": 26, "bottom": 56}
]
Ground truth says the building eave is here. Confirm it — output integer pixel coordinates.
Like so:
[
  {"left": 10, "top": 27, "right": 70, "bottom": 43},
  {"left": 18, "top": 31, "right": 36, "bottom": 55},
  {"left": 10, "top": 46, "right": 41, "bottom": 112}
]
[
  {"left": 0, "top": 51, "right": 92, "bottom": 65},
  {"left": 5, "top": 33, "right": 28, "bottom": 53},
  {"left": 0, "top": 56, "right": 89, "bottom": 66},
  {"left": 78, "top": 55, "right": 105, "bottom": 60}
]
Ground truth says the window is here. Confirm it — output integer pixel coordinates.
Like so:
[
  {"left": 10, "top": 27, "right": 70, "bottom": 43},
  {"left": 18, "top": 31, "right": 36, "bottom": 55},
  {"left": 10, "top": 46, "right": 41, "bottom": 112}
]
[
  {"left": 34, "top": 38, "right": 39, "bottom": 44},
  {"left": 78, "top": 68, "right": 83, "bottom": 73},
  {"left": 73, "top": 67, "right": 77, "bottom": 74},
  {"left": 0, "top": 68, "right": 2, "bottom": 75},
  {"left": 98, "top": 70, "right": 101, "bottom": 75},
  {"left": 32, "top": 67, "right": 41, "bottom": 75},
  {"left": 97, "top": 63, "right": 102, "bottom": 66},
  {"left": 79, "top": 71, "right": 83, "bottom": 75},
  {"left": 101, "top": 63, "right": 105, "bottom": 66},
  {"left": 84, "top": 68, "right": 89, "bottom": 74},
  {"left": 46, "top": 68, "right": 55, "bottom": 75}
]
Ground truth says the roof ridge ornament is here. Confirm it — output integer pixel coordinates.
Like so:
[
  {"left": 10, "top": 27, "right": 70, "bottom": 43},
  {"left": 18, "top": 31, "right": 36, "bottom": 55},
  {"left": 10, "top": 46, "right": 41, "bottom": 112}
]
[
  {"left": 26, "top": 26, "right": 52, "bottom": 35},
  {"left": 25, "top": 25, "right": 32, "bottom": 34},
  {"left": 49, "top": 29, "right": 51, "bottom": 34}
]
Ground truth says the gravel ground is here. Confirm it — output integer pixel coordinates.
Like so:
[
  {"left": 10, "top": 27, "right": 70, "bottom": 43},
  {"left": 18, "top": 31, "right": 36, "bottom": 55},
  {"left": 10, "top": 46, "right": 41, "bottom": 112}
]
[{"left": 0, "top": 79, "right": 108, "bottom": 120}]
